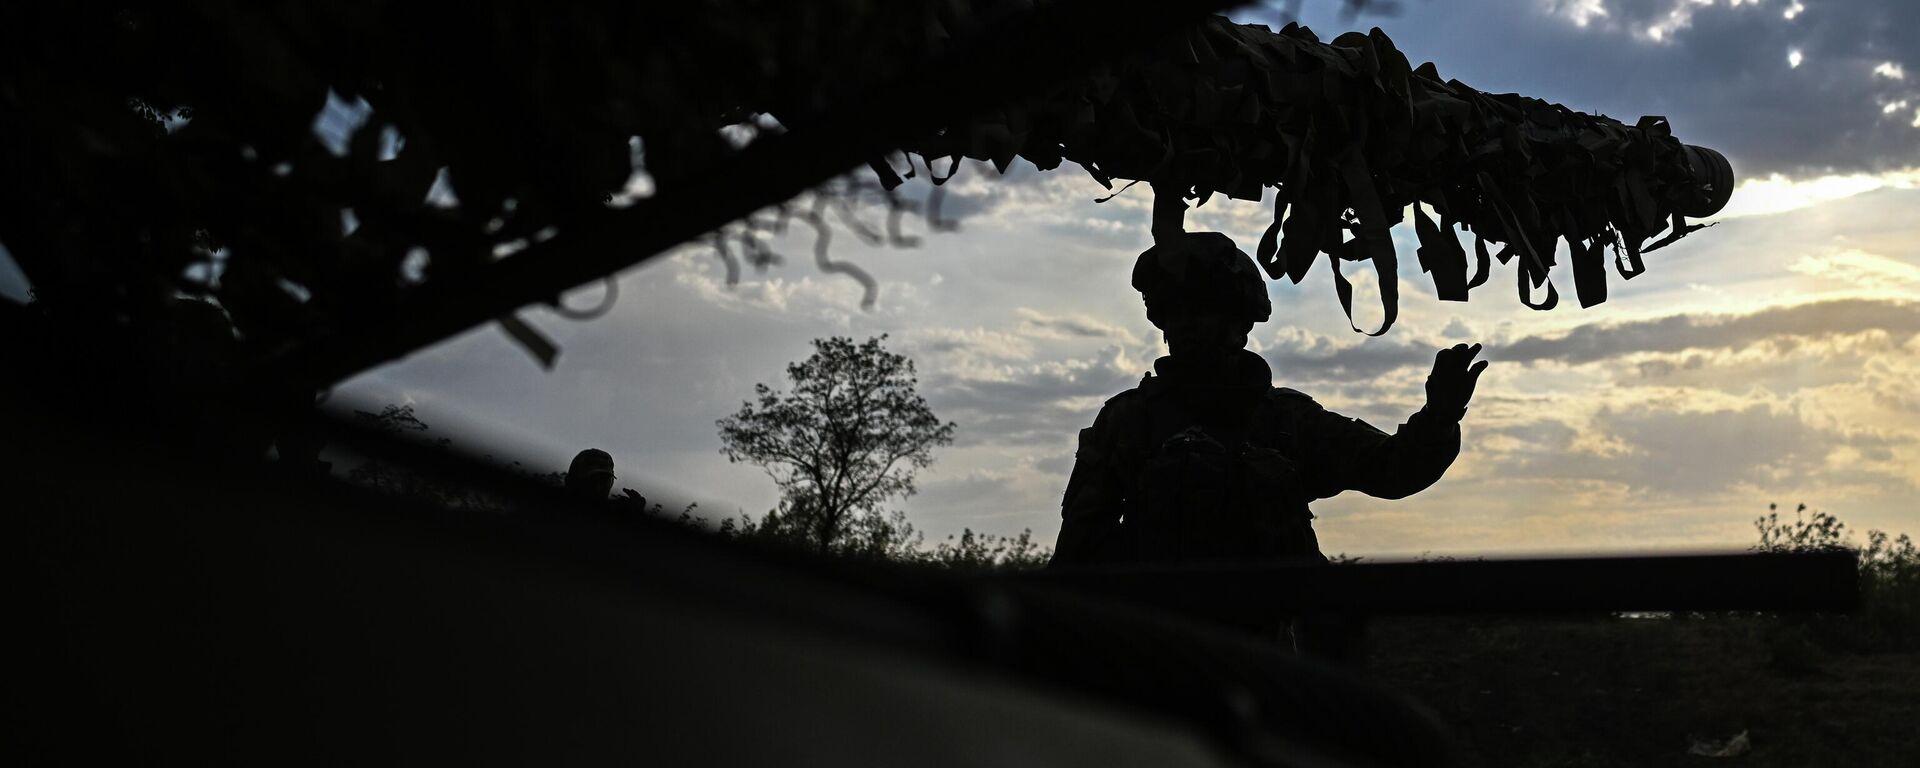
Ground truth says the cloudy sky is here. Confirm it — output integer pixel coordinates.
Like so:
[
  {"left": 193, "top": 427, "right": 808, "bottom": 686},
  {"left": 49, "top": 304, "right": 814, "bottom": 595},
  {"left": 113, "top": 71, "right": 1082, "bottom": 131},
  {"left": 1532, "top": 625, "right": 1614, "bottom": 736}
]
[{"left": 20, "top": 0, "right": 1905, "bottom": 558}]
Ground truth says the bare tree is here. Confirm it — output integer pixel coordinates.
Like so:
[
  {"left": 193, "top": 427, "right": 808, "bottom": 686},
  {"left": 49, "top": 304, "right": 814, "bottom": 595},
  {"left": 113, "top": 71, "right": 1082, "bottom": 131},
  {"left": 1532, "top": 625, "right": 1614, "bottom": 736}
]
[{"left": 717, "top": 336, "right": 955, "bottom": 553}]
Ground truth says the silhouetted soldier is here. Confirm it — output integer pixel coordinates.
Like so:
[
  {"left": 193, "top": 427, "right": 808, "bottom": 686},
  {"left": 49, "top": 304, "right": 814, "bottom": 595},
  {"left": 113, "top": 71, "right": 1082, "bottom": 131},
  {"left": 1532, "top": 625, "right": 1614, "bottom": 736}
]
[
  {"left": 566, "top": 448, "right": 648, "bottom": 509},
  {"left": 1051, "top": 232, "right": 1487, "bottom": 656}
]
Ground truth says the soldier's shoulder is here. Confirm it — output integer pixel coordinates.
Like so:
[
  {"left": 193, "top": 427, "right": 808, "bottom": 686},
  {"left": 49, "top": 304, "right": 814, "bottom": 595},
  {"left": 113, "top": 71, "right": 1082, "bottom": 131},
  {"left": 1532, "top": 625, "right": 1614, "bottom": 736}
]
[
  {"left": 1102, "top": 372, "right": 1166, "bottom": 407},
  {"left": 1266, "top": 386, "right": 1326, "bottom": 411},
  {"left": 1268, "top": 386, "right": 1319, "bottom": 402},
  {"left": 1089, "top": 374, "right": 1165, "bottom": 427}
]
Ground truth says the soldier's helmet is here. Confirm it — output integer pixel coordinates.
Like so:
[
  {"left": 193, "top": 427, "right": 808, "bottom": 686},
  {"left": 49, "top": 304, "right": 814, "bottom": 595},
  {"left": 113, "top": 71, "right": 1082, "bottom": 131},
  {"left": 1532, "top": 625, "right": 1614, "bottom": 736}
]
[
  {"left": 566, "top": 448, "right": 617, "bottom": 497},
  {"left": 1130, "top": 232, "right": 1272, "bottom": 329}
]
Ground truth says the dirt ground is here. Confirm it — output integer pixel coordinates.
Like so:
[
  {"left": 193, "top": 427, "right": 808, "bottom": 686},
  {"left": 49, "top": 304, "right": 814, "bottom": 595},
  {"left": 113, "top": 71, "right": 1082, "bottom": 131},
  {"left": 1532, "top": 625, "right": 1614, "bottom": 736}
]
[{"left": 1362, "top": 615, "right": 1920, "bottom": 767}]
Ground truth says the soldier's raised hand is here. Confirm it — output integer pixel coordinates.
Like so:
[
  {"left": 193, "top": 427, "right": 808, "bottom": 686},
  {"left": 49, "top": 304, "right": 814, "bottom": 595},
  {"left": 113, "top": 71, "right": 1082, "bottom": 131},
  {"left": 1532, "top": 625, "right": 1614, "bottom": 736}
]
[{"left": 1425, "top": 343, "right": 1488, "bottom": 419}]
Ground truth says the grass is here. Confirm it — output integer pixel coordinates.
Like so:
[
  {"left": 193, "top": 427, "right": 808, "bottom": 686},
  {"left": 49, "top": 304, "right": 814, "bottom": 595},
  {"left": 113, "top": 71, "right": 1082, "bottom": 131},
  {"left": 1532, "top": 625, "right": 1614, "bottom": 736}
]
[
  {"left": 1357, "top": 505, "right": 1920, "bottom": 767},
  {"left": 1365, "top": 613, "right": 1920, "bottom": 767}
]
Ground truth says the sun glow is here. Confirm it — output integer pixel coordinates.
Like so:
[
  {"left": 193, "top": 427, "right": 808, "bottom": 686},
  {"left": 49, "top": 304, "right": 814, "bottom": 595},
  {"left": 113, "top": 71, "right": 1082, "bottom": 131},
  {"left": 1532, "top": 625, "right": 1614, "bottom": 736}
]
[{"left": 1711, "top": 169, "right": 1920, "bottom": 220}]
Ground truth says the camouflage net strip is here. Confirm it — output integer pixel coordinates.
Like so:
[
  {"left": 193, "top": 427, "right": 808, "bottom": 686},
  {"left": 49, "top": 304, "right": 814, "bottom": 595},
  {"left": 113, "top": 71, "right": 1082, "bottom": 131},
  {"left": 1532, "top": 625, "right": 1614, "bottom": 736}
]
[{"left": 899, "top": 19, "right": 1730, "bottom": 334}]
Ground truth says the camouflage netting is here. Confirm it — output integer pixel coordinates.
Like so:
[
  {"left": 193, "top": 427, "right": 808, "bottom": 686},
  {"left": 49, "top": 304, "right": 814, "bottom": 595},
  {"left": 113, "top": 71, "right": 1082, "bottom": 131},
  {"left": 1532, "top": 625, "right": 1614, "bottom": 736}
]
[
  {"left": 899, "top": 18, "right": 1734, "bottom": 334},
  {"left": 1, "top": 2, "right": 1731, "bottom": 388}
]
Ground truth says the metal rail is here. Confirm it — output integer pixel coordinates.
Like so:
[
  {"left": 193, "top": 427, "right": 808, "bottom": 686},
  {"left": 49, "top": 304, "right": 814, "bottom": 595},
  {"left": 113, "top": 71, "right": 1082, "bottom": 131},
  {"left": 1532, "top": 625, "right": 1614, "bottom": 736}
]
[{"left": 1032, "top": 551, "right": 1859, "bottom": 618}]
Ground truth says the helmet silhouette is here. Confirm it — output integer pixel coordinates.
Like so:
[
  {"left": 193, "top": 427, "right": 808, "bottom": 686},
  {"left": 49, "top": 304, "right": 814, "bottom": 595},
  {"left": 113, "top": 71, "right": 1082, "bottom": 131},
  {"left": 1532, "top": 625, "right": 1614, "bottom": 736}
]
[{"left": 1131, "top": 232, "right": 1272, "bottom": 328}]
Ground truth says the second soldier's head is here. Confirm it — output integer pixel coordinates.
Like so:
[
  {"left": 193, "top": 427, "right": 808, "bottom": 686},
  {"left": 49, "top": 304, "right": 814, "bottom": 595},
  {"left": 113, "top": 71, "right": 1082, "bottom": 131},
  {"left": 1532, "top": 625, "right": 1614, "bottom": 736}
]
[
  {"left": 566, "top": 448, "right": 618, "bottom": 501},
  {"left": 1131, "top": 232, "right": 1272, "bottom": 361}
]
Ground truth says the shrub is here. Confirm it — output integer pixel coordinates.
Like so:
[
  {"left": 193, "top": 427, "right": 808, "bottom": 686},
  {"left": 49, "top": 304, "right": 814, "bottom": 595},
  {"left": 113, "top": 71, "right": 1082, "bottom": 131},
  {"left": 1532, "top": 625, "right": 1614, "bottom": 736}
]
[
  {"left": 717, "top": 506, "right": 1052, "bottom": 571},
  {"left": 1755, "top": 503, "right": 1920, "bottom": 651}
]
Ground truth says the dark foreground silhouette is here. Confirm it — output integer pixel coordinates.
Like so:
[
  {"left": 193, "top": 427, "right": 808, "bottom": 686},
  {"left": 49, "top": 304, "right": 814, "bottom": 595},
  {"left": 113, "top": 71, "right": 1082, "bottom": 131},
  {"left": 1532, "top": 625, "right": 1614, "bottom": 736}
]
[{"left": 3, "top": 279, "right": 1859, "bottom": 768}]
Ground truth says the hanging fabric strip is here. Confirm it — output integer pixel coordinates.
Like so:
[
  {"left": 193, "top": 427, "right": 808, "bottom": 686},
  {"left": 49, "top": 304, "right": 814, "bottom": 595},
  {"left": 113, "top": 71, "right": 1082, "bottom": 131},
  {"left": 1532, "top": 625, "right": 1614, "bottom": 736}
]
[
  {"left": 1517, "top": 252, "right": 1559, "bottom": 310},
  {"left": 1338, "top": 155, "right": 1400, "bottom": 335},
  {"left": 1570, "top": 234, "right": 1608, "bottom": 308},
  {"left": 1279, "top": 176, "right": 1330, "bottom": 284},
  {"left": 1255, "top": 189, "right": 1289, "bottom": 279},
  {"left": 867, "top": 158, "right": 904, "bottom": 190},
  {"left": 1413, "top": 204, "right": 1469, "bottom": 301},
  {"left": 1468, "top": 230, "right": 1492, "bottom": 289},
  {"left": 1642, "top": 213, "right": 1713, "bottom": 254},
  {"left": 1476, "top": 171, "right": 1550, "bottom": 279},
  {"left": 928, "top": 153, "right": 963, "bottom": 186},
  {"left": 497, "top": 313, "right": 560, "bottom": 369},
  {"left": 1330, "top": 250, "right": 1363, "bottom": 334},
  {"left": 1093, "top": 179, "right": 1141, "bottom": 204},
  {"left": 1616, "top": 227, "right": 1647, "bottom": 278},
  {"left": 1150, "top": 182, "right": 1188, "bottom": 244},
  {"left": 1278, "top": 125, "right": 1322, "bottom": 284}
]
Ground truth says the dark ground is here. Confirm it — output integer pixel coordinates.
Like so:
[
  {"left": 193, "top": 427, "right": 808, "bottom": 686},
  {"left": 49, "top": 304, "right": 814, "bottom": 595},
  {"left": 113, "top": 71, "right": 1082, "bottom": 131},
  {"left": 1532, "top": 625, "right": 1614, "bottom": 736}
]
[{"left": 1363, "top": 615, "right": 1920, "bottom": 767}]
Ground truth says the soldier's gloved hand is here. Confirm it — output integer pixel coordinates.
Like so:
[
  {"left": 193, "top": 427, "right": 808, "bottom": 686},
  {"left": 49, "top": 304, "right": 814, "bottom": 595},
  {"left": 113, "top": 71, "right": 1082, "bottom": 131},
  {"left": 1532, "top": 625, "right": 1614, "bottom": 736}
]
[
  {"left": 620, "top": 488, "right": 650, "bottom": 510},
  {"left": 1424, "top": 343, "right": 1488, "bottom": 422}
]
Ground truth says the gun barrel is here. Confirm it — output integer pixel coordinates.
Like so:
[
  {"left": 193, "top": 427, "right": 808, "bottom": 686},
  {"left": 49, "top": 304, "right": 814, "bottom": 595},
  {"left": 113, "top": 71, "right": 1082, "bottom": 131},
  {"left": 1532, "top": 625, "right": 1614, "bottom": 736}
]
[{"left": 1031, "top": 551, "right": 1859, "bottom": 620}]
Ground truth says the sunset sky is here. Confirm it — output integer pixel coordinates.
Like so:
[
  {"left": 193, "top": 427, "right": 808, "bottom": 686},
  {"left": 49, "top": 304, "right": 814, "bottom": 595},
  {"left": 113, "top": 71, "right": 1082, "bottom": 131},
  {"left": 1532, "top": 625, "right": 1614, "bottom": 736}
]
[{"left": 126, "top": 0, "right": 1920, "bottom": 558}]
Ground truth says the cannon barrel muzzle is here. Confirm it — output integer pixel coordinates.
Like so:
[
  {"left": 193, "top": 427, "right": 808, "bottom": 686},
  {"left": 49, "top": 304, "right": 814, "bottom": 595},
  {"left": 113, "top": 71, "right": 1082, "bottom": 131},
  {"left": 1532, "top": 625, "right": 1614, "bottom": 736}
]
[{"left": 1678, "top": 145, "right": 1735, "bottom": 218}]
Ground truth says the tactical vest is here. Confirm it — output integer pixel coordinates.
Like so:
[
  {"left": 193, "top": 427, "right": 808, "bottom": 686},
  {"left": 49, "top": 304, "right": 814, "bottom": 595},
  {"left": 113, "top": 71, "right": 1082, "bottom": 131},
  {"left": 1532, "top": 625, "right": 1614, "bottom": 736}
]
[{"left": 1100, "top": 379, "right": 1326, "bottom": 564}]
